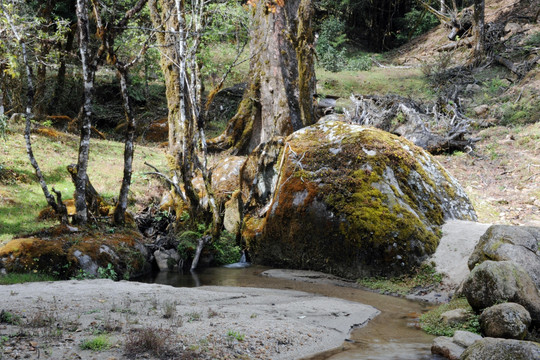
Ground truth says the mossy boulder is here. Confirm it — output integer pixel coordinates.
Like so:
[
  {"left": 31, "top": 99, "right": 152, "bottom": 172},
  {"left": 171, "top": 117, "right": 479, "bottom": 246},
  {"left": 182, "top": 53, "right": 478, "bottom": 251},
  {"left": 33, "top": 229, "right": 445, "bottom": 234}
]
[
  {"left": 0, "top": 226, "right": 151, "bottom": 279},
  {"left": 461, "top": 261, "right": 540, "bottom": 325},
  {"left": 244, "top": 118, "right": 477, "bottom": 278},
  {"left": 468, "top": 225, "right": 540, "bottom": 289},
  {"left": 460, "top": 338, "right": 540, "bottom": 360}
]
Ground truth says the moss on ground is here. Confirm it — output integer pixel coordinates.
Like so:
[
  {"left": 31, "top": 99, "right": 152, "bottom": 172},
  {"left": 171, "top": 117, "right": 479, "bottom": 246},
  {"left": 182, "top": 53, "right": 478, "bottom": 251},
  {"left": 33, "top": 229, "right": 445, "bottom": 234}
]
[{"left": 420, "top": 297, "right": 481, "bottom": 337}]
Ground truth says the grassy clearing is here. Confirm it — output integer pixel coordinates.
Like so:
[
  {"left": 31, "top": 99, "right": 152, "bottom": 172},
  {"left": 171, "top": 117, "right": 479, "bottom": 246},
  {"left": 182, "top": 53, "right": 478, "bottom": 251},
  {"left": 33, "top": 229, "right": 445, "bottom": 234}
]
[
  {"left": 203, "top": 42, "right": 250, "bottom": 90},
  {"left": 317, "top": 66, "right": 434, "bottom": 100},
  {"left": 0, "top": 121, "right": 167, "bottom": 243},
  {"left": 419, "top": 297, "right": 481, "bottom": 336}
]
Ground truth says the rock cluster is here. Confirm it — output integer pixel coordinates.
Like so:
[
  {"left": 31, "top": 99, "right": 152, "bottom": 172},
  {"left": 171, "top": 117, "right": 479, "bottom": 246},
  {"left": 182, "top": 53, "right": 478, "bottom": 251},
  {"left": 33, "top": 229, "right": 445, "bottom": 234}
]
[{"left": 432, "top": 224, "right": 540, "bottom": 360}]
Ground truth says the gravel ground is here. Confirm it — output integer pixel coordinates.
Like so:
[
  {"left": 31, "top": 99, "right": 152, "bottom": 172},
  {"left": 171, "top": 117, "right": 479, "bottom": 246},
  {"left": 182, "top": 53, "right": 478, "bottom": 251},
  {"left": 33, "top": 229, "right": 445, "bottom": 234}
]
[{"left": 0, "top": 279, "right": 379, "bottom": 359}]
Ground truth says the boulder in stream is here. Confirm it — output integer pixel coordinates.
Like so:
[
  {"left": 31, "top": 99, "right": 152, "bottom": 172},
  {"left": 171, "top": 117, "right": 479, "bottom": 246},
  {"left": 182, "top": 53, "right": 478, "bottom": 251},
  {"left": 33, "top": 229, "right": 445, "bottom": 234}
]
[
  {"left": 480, "top": 302, "right": 531, "bottom": 340},
  {"left": 461, "top": 260, "right": 540, "bottom": 325},
  {"left": 460, "top": 337, "right": 540, "bottom": 360},
  {"left": 243, "top": 118, "right": 477, "bottom": 278},
  {"left": 468, "top": 225, "right": 540, "bottom": 289}
]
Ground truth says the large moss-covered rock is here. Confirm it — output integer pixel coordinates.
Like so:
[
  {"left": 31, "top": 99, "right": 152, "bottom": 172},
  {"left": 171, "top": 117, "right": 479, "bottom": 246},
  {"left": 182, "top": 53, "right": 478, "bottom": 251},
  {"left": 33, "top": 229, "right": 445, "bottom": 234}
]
[
  {"left": 460, "top": 338, "right": 540, "bottom": 360},
  {"left": 468, "top": 225, "right": 540, "bottom": 288},
  {"left": 244, "top": 119, "right": 477, "bottom": 278}
]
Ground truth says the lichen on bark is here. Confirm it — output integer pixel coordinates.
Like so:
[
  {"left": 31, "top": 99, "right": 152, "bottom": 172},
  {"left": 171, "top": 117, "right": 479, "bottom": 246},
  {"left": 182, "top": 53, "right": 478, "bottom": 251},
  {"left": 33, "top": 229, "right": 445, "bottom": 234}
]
[{"left": 208, "top": 0, "right": 316, "bottom": 155}]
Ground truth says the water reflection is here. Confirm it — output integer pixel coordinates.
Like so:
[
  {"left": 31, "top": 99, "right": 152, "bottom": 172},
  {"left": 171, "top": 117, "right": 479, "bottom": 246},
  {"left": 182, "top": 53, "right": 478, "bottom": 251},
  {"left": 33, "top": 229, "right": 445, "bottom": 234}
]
[{"left": 139, "top": 266, "right": 444, "bottom": 359}]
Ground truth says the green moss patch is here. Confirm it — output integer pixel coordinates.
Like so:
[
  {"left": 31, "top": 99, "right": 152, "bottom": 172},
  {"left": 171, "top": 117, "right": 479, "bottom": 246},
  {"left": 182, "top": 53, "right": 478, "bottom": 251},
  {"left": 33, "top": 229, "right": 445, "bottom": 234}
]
[{"left": 420, "top": 297, "right": 481, "bottom": 337}]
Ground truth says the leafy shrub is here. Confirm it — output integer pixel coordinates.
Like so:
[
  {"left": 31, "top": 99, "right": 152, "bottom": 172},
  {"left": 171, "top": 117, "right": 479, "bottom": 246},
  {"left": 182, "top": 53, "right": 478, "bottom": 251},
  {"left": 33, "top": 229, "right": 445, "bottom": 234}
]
[
  {"left": 395, "top": 7, "right": 439, "bottom": 45},
  {"left": 177, "top": 230, "right": 201, "bottom": 259},
  {"left": 525, "top": 31, "right": 540, "bottom": 47},
  {"left": 0, "top": 310, "right": 21, "bottom": 325},
  {"left": 346, "top": 55, "right": 372, "bottom": 71},
  {"left": 80, "top": 335, "right": 112, "bottom": 351},
  {"left": 317, "top": 16, "right": 348, "bottom": 72},
  {"left": 98, "top": 263, "right": 117, "bottom": 281},
  {"left": 500, "top": 99, "right": 540, "bottom": 126},
  {"left": 211, "top": 231, "right": 242, "bottom": 265}
]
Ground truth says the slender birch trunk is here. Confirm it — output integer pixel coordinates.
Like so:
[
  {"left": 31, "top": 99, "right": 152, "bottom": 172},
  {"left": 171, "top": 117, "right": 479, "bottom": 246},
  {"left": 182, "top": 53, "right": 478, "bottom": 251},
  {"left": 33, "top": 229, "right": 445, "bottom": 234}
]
[
  {"left": 74, "top": 0, "right": 94, "bottom": 224},
  {"left": 1, "top": 2, "right": 68, "bottom": 223},
  {"left": 113, "top": 68, "right": 136, "bottom": 225}
]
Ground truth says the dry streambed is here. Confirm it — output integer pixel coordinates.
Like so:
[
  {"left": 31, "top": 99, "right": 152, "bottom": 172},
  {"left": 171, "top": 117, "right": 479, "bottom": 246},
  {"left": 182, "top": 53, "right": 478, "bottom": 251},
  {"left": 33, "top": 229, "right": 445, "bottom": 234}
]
[{"left": 0, "top": 280, "right": 379, "bottom": 359}]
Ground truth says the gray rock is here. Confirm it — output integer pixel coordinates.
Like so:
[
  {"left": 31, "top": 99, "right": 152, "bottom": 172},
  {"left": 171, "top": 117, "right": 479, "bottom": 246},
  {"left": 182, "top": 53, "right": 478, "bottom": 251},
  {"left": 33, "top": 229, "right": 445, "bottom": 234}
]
[
  {"left": 441, "top": 308, "right": 470, "bottom": 326},
  {"left": 473, "top": 105, "right": 489, "bottom": 117},
  {"left": 154, "top": 249, "right": 181, "bottom": 272},
  {"left": 460, "top": 337, "right": 540, "bottom": 360},
  {"left": 244, "top": 120, "right": 477, "bottom": 278},
  {"left": 461, "top": 261, "right": 540, "bottom": 325},
  {"left": 73, "top": 250, "right": 99, "bottom": 277},
  {"left": 431, "top": 336, "right": 465, "bottom": 360},
  {"left": 468, "top": 225, "right": 540, "bottom": 289},
  {"left": 452, "top": 330, "right": 482, "bottom": 348},
  {"left": 480, "top": 303, "right": 531, "bottom": 340}
]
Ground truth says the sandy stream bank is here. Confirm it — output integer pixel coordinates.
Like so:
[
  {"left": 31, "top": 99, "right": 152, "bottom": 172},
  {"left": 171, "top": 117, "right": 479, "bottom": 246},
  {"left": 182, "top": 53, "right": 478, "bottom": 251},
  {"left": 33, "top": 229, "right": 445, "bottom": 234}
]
[
  {"left": 0, "top": 220, "right": 488, "bottom": 359},
  {"left": 0, "top": 280, "right": 379, "bottom": 359}
]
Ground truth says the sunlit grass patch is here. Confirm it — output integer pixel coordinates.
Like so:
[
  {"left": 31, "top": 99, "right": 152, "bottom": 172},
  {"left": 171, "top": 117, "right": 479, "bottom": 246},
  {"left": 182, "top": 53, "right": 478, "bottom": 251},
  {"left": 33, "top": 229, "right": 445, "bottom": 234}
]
[{"left": 0, "top": 122, "right": 167, "bottom": 241}]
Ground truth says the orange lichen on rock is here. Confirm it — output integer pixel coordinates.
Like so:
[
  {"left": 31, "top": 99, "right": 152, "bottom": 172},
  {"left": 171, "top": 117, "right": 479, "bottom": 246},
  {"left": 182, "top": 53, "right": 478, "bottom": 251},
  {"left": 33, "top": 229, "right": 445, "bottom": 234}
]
[
  {"left": 0, "top": 228, "right": 149, "bottom": 279},
  {"left": 0, "top": 238, "right": 38, "bottom": 257},
  {"left": 38, "top": 199, "right": 76, "bottom": 220}
]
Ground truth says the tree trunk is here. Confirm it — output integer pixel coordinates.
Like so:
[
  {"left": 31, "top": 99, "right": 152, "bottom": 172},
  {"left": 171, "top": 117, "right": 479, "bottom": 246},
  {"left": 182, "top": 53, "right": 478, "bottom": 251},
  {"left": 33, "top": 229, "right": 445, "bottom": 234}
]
[
  {"left": 34, "top": 51, "right": 48, "bottom": 119},
  {"left": 208, "top": 0, "right": 316, "bottom": 155},
  {"left": 1, "top": 2, "right": 68, "bottom": 224},
  {"left": 473, "top": 0, "right": 485, "bottom": 62},
  {"left": 148, "top": 0, "right": 201, "bottom": 216},
  {"left": 49, "top": 23, "right": 76, "bottom": 114},
  {"left": 113, "top": 67, "right": 136, "bottom": 225},
  {"left": 74, "top": 0, "right": 94, "bottom": 224}
]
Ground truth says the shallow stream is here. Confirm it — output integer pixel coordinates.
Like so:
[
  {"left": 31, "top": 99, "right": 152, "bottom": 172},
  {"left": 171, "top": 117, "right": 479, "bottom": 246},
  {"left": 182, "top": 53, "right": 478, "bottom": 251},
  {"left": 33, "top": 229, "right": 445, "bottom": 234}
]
[{"left": 141, "top": 266, "right": 445, "bottom": 359}]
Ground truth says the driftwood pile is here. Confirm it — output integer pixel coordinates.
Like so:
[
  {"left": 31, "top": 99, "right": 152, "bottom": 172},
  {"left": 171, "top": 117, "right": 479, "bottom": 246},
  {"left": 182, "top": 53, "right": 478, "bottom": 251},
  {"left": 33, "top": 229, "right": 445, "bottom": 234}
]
[{"left": 344, "top": 94, "right": 478, "bottom": 154}]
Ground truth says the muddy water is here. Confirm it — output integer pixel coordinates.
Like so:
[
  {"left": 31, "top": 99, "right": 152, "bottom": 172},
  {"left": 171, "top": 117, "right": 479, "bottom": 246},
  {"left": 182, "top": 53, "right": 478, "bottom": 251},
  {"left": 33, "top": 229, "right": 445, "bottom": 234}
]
[{"left": 141, "top": 266, "right": 444, "bottom": 359}]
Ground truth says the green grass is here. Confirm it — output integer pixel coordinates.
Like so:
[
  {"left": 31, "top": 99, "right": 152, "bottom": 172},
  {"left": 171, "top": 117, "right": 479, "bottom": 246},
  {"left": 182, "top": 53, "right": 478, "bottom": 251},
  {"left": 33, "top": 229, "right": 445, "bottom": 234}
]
[
  {"left": 0, "top": 122, "right": 167, "bottom": 243},
  {"left": 80, "top": 335, "right": 112, "bottom": 351},
  {"left": 226, "top": 329, "right": 245, "bottom": 342},
  {"left": 358, "top": 263, "right": 443, "bottom": 296},
  {"left": 420, "top": 297, "right": 481, "bottom": 336},
  {"left": 0, "top": 272, "right": 57, "bottom": 285},
  {"left": 358, "top": 264, "right": 442, "bottom": 296},
  {"left": 317, "top": 66, "right": 434, "bottom": 99}
]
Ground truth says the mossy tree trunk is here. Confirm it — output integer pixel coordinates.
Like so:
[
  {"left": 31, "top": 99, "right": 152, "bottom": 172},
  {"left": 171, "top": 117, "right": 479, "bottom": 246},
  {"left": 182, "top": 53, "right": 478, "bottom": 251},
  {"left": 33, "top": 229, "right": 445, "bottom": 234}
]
[{"left": 208, "top": 0, "right": 316, "bottom": 155}]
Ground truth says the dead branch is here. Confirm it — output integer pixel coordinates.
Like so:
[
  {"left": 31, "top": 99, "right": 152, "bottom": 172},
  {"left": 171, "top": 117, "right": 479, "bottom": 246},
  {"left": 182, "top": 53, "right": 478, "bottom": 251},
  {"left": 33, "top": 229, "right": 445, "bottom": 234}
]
[{"left": 349, "top": 94, "right": 477, "bottom": 154}]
